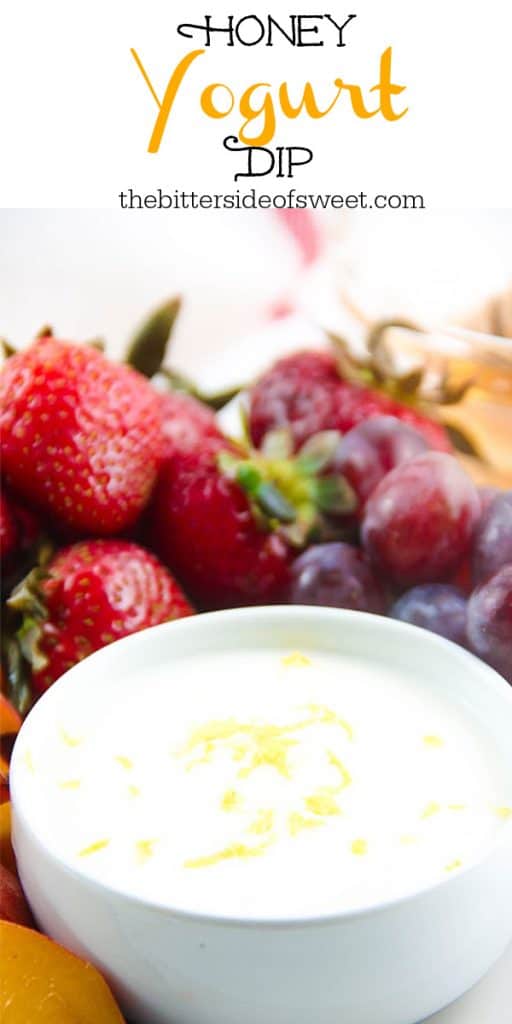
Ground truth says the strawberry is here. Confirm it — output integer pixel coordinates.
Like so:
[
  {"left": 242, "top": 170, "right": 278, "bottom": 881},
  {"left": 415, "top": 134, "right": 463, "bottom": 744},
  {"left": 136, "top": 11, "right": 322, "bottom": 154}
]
[
  {"left": 0, "top": 493, "right": 18, "bottom": 565},
  {"left": 333, "top": 380, "right": 452, "bottom": 451},
  {"left": 147, "top": 437, "right": 291, "bottom": 609},
  {"left": 0, "top": 490, "right": 40, "bottom": 568},
  {"left": 248, "top": 351, "right": 452, "bottom": 453},
  {"left": 158, "top": 390, "right": 222, "bottom": 455},
  {"left": 0, "top": 338, "right": 164, "bottom": 534},
  {"left": 146, "top": 424, "right": 356, "bottom": 610},
  {"left": 249, "top": 351, "right": 342, "bottom": 451},
  {"left": 6, "top": 540, "right": 193, "bottom": 694}
]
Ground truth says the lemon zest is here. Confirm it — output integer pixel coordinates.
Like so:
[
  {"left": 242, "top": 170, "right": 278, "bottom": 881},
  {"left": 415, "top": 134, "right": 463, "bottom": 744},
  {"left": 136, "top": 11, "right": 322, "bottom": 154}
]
[
  {"left": 496, "top": 806, "right": 512, "bottom": 820},
  {"left": 326, "top": 750, "right": 352, "bottom": 791},
  {"left": 114, "top": 755, "right": 133, "bottom": 771},
  {"left": 306, "top": 704, "right": 353, "bottom": 741},
  {"left": 185, "top": 842, "right": 269, "bottom": 869},
  {"left": 59, "top": 779, "right": 81, "bottom": 790},
  {"left": 288, "top": 813, "right": 325, "bottom": 836},
  {"left": 248, "top": 809, "right": 274, "bottom": 835},
  {"left": 421, "top": 801, "right": 441, "bottom": 819},
  {"left": 79, "top": 839, "right": 110, "bottom": 857},
  {"left": 351, "top": 838, "right": 368, "bottom": 856},
  {"left": 445, "top": 859, "right": 463, "bottom": 872},
  {"left": 399, "top": 834, "right": 417, "bottom": 845},
  {"left": 281, "top": 652, "right": 311, "bottom": 668},
  {"left": 238, "top": 734, "right": 297, "bottom": 779},
  {"left": 221, "top": 789, "right": 243, "bottom": 812},
  {"left": 128, "top": 784, "right": 141, "bottom": 798},
  {"left": 135, "top": 839, "right": 157, "bottom": 865},
  {"left": 180, "top": 704, "right": 354, "bottom": 785},
  {"left": 305, "top": 793, "right": 341, "bottom": 817},
  {"left": 60, "top": 728, "right": 82, "bottom": 748},
  {"left": 183, "top": 719, "right": 247, "bottom": 751},
  {"left": 423, "top": 735, "right": 444, "bottom": 748},
  {"left": 185, "top": 741, "right": 216, "bottom": 770}
]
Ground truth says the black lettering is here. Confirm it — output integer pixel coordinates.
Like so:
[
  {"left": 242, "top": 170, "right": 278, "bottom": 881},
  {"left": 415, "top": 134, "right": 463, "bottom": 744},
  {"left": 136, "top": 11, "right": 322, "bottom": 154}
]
[
  {"left": 324, "top": 14, "right": 357, "bottom": 46},
  {"left": 177, "top": 15, "right": 235, "bottom": 46},
  {"left": 235, "top": 16, "right": 266, "bottom": 46},
  {"left": 296, "top": 15, "right": 324, "bottom": 46},
  {"left": 267, "top": 15, "right": 297, "bottom": 46},
  {"left": 308, "top": 193, "right": 330, "bottom": 209},
  {"left": 287, "top": 147, "right": 314, "bottom": 176},
  {"left": 223, "top": 136, "right": 275, "bottom": 180}
]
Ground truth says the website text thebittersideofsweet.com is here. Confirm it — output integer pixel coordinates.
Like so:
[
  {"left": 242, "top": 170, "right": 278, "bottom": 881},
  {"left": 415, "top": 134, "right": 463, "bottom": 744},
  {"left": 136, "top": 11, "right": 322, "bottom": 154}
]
[{"left": 118, "top": 189, "right": 426, "bottom": 211}]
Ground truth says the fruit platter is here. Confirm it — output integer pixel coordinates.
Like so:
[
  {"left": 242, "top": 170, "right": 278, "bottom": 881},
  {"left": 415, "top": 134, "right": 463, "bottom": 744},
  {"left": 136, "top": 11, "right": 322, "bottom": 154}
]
[{"left": 1, "top": 230, "right": 512, "bottom": 1022}]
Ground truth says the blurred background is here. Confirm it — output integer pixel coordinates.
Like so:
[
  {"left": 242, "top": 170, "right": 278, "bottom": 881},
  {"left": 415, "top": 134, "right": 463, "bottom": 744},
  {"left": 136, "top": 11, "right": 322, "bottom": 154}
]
[
  {"left": 1, "top": 209, "right": 511, "bottom": 363},
  {"left": 1, "top": 208, "right": 511, "bottom": 482}
]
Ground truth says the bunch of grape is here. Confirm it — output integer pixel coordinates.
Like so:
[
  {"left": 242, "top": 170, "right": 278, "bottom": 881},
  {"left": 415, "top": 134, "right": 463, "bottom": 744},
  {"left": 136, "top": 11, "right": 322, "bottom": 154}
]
[{"left": 286, "top": 417, "right": 512, "bottom": 682}]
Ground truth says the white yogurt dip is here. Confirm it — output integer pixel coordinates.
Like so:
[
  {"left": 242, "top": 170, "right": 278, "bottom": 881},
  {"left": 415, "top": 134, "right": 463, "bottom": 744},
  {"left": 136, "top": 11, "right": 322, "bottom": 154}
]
[{"left": 17, "top": 647, "right": 511, "bottom": 918}]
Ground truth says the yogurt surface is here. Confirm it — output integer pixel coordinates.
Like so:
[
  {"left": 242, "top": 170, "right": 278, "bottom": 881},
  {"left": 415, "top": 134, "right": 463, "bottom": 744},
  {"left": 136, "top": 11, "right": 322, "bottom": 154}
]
[{"left": 17, "top": 647, "right": 512, "bottom": 917}]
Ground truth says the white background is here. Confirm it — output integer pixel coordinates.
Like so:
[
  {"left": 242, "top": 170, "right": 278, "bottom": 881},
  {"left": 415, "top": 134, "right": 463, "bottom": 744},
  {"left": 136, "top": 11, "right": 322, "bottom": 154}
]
[
  {"left": 1, "top": 208, "right": 512, "bottom": 377},
  {"left": 1, "top": 0, "right": 512, "bottom": 207}
]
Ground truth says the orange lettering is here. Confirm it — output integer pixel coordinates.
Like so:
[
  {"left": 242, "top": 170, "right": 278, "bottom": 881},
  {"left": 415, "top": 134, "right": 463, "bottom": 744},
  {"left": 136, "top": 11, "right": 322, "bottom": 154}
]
[
  {"left": 200, "top": 84, "right": 236, "bottom": 118},
  {"left": 131, "top": 48, "right": 205, "bottom": 153},
  {"left": 239, "top": 84, "right": 275, "bottom": 145},
  {"left": 279, "top": 81, "right": 343, "bottom": 122},
  {"left": 371, "top": 47, "right": 408, "bottom": 121}
]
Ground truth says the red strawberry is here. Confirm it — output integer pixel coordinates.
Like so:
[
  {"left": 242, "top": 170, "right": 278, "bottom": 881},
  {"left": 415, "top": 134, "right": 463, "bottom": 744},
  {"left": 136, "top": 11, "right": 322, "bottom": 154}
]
[
  {"left": 249, "top": 351, "right": 342, "bottom": 451},
  {"left": 0, "top": 493, "right": 18, "bottom": 564},
  {"left": 249, "top": 351, "right": 452, "bottom": 453},
  {"left": 0, "top": 490, "right": 40, "bottom": 568},
  {"left": 0, "top": 338, "right": 164, "bottom": 534},
  {"left": 146, "top": 419, "right": 357, "bottom": 610},
  {"left": 158, "top": 390, "right": 222, "bottom": 456},
  {"left": 7, "top": 540, "right": 193, "bottom": 694},
  {"left": 147, "top": 437, "right": 293, "bottom": 609}
]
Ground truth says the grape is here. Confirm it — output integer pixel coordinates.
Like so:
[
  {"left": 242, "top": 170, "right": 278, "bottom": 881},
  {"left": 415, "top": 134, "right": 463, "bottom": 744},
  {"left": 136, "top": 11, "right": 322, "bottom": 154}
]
[
  {"left": 472, "top": 491, "right": 512, "bottom": 585},
  {"left": 391, "top": 584, "right": 468, "bottom": 648},
  {"left": 449, "top": 556, "right": 473, "bottom": 594},
  {"left": 361, "top": 452, "right": 481, "bottom": 587},
  {"left": 467, "top": 566, "right": 512, "bottom": 682},
  {"left": 478, "top": 487, "right": 500, "bottom": 516},
  {"left": 287, "top": 542, "right": 386, "bottom": 614},
  {"left": 333, "top": 415, "right": 429, "bottom": 510}
]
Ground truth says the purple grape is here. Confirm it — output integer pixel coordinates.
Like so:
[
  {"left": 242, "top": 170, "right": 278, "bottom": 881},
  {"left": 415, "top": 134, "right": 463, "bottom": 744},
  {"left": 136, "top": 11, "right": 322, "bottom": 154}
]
[
  {"left": 287, "top": 542, "right": 386, "bottom": 614},
  {"left": 361, "top": 453, "right": 481, "bottom": 587},
  {"left": 332, "top": 415, "right": 429, "bottom": 510},
  {"left": 478, "top": 487, "right": 500, "bottom": 516},
  {"left": 391, "top": 584, "right": 468, "bottom": 648},
  {"left": 467, "top": 566, "right": 512, "bottom": 682},
  {"left": 472, "top": 491, "right": 512, "bottom": 585}
]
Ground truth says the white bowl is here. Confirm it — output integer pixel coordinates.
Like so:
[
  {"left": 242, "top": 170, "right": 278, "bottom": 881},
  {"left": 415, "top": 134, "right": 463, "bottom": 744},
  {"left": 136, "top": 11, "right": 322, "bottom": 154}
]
[{"left": 10, "top": 607, "right": 512, "bottom": 1024}]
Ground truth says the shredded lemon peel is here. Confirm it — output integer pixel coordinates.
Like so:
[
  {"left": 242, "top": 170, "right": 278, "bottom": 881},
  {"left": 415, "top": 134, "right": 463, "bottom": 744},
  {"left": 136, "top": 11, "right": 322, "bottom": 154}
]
[
  {"left": 185, "top": 842, "right": 269, "bottom": 869},
  {"left": 79, "top": 838, "right": 110, "bottom": 857},
  {"left": 59, "top": 728, "right": 82, "bottom": 748},
  {"left": 281, "top": 652, "right": 311, "bottom": 668},
  {"left": 351, "top": 838, "right": 368, "bottom": 856}
]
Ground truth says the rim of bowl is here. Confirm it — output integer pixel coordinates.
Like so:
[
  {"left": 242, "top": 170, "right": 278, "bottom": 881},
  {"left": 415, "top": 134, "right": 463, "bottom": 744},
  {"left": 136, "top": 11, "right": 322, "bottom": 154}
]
[{"left": 10, "top": 606, "right": 512, "bottom": 930}]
